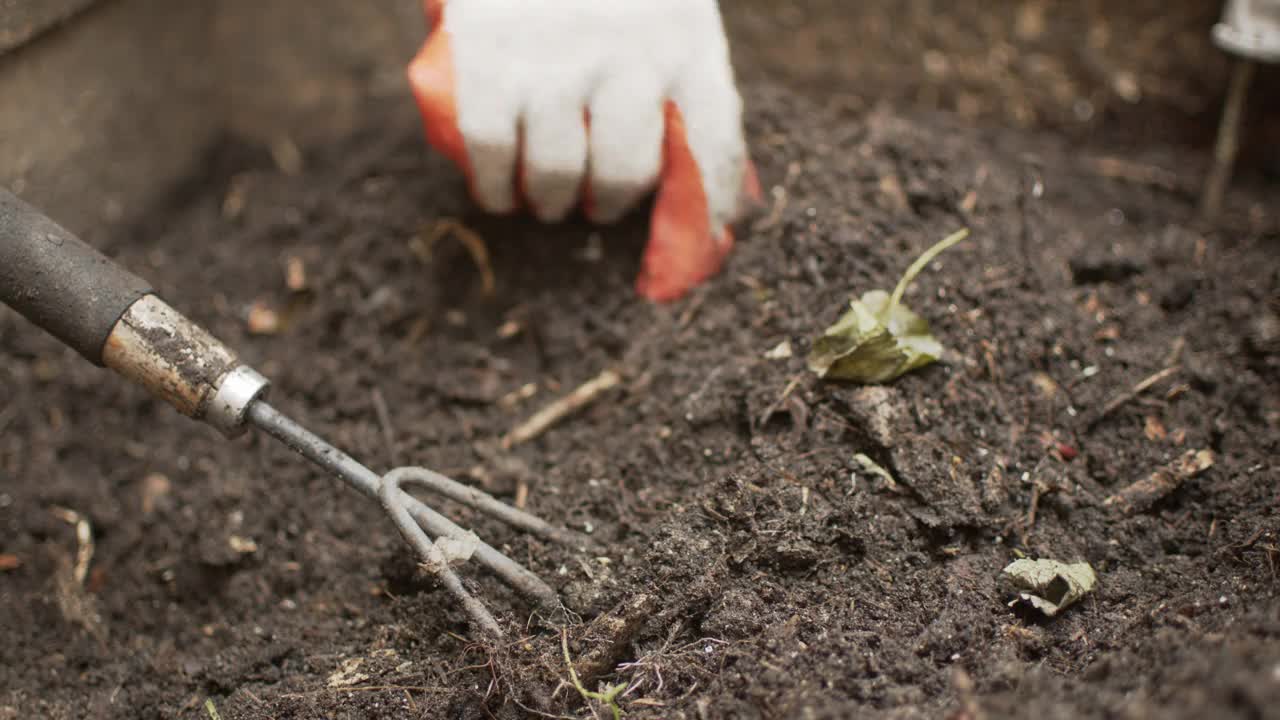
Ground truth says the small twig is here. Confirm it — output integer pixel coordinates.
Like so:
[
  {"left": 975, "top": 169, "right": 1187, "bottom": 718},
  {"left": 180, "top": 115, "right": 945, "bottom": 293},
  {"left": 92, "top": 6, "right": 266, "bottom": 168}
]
[
  {"left": 1104, "top": 449, "right": 1216, "bottom": 515},
  {"left": 204, "top": 699, "right": 223, "bottom": 720},
  {"left": 1223, "top": 527, "right": 1268, "bottom": 555},
  {"left": 1163, "top": 337, "right": 1187, "bottom": 368},
  {"left": 755, "top": 373, "right": 804, "bottom": 430},
  {"left": 1087, "top": 156, "right": 1183, "bottom": 193},
  {"left": 677, "top": 288, "right": 709, "bottom": 330},
  {"left": 752, "top": 185, "right": 790, "bottom": 232},
  {"left": 278, "top": 685, "right": 452, "bottom": 700},
  {"left": 510, "top": 696, "right": 581, "bottom": 720},
  {"left": 1088, "top": 366, "right": 1180, "bottom": 428},
  {"left": 562, "top": 630, "right": 626, "bottom": 720},
  {"left": 327, "top": 685, "right": 453, "bottom": 694},
  {"left": 1023, "top": 480, "right": 1059, "bottom": 542},
  {"left": 370, "top": 387, "right": 400, "bottom": 466},
  {"left": 503, "top": 369, "right": 622, "bottom": 449}
]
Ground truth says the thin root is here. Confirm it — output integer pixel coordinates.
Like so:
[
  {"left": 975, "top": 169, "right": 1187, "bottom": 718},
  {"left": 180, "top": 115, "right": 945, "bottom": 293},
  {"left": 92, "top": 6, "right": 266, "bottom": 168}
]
[
  {"left": 563, "top": 629, "right": 626, "bottom": 720},
  {"left": 411, "top": 218, "right": 496, "bottom": 296}
]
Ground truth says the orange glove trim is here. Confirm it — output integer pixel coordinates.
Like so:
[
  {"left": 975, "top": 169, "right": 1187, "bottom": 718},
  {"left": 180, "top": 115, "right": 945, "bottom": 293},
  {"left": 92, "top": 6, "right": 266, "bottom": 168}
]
[
  {"left": 637, "top": 102, "right": 728, "bottom": 302},
  {"left": 408, "top": 5, "right": 470, "bottom": 182}
]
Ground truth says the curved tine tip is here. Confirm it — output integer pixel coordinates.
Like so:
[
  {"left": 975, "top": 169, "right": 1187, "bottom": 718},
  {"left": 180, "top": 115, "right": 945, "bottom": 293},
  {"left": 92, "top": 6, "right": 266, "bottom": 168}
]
[
  {"left": 388, "top": 467, "right": 564, "bottom": 607},
  {"left": 380, "top": 470, "right": 505, "bottom": 638},
  {"left": 387, "top": 465, "right": 588, "bottom": 547}
]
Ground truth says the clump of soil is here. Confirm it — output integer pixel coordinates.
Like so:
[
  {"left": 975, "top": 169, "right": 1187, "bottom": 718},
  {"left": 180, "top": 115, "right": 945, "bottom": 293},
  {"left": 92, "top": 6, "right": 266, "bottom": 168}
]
[
  {"left": 2, "top": 4, "right": 1278, "bottom": 719},
  {"left": 728, "top": 0, "right": 1280, "bottom": 162}
]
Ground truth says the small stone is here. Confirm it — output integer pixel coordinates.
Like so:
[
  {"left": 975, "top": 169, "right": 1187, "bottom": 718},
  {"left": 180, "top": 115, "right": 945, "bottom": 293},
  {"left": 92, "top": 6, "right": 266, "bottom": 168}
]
[
  {"left": 246, "top": 301, "right": 281, "bottom": 335},
  {"left": 844, "top": 386, "right": 907, "bottom": 449},
  {"left": 764, "top": 339, "right": 793, "bottom": 360}
]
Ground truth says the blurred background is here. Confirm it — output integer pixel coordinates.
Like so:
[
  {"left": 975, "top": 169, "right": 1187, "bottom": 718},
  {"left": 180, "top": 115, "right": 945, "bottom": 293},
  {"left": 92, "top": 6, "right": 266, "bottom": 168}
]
[{"left": 1, "top": 0, "right": 1275, "bottom": 235}]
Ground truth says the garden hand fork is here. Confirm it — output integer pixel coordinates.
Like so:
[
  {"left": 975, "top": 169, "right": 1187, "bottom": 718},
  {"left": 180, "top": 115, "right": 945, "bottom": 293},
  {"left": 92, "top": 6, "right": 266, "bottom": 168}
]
[{"left": 0, "top": 188, "right": 580, "bottom": 637}]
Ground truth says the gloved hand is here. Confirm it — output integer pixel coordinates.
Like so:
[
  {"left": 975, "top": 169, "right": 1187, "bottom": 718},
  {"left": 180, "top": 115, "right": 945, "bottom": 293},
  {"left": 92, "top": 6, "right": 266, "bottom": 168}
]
[{"left": 408, "top": 0, "right": 759, "bottom": 301}]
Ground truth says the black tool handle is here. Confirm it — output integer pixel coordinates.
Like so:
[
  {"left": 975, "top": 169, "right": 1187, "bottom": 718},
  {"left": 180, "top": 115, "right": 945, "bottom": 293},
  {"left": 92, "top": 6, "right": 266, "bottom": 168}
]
[{"left": 0, "top": 188, "right": 153, "bottom": 365}]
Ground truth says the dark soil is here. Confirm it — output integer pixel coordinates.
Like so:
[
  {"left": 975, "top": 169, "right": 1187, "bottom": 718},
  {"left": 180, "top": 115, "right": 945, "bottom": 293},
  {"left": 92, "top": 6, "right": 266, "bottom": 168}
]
[{"left": 2, "top": 2, "right": 1278, "bottom": 719}]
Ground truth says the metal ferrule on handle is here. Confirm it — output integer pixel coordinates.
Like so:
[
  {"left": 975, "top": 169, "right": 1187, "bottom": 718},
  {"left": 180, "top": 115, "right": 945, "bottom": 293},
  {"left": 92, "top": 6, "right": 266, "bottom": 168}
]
[
  {"left": 0, "top": 188, "right": 268, "bottom": 436},
  {"left": 101, "top": 294, "right": 270, "bottom": 435}
]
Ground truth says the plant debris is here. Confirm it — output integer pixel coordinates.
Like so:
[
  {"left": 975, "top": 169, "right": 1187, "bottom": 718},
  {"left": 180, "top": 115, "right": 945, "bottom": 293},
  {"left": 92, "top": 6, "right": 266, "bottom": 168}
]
[
  {"left": 51, "top": 507, "right": 103, "bottom": 639},
  {"left": 503, "top": 369, "right": 622, "bottom": 449},
  {"left": 52, "top": 506, "right": 93, "bottom": 586},
  {"left": 852, "top": 453, "right": 897, "bottom": 490},
  {"left": 562, "top": 629, "right": 626, "bottom": 720},
  {"left": 327, "top": 658, "right": 370, "bottom": 689},
  {"left": 410, "top": 218, "right": 495, "bottom": 297},
  {"left": 764, "top": 339, "right": 794, "bottom": 360},
  {"left": 807, "top": 229, "right": 969, "bottom": 383},
  {"left": 1104, "top": 449, "right": 1216, "bottom": 515},
  {"left": 1087, "top": 365, "right": 1180, "bottom": 429},
  {"left": 1002, "top": 558, "right": 1097, "bottom": 617},
  {"left": 246, "top": 300, "right": 283, "bottom": 335}
]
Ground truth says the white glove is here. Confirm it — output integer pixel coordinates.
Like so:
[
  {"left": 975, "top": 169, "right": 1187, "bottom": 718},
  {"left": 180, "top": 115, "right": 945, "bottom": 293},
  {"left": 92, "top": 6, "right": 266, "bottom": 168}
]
[{"left": 408, "top": 0, "right": 759, "bottom": 301}]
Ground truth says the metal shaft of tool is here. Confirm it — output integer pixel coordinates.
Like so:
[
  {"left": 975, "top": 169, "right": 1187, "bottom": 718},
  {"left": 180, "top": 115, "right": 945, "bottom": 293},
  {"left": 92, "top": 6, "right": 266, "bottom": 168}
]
[
  {"left": 1201, "top": 58, "right": 1256, "bottom": 220},
  {"left": 384, "top": 465, "right": 586, "bottom": 547},
  {"left": 246, "top": 401, "right": 561, "bottom": 612}
]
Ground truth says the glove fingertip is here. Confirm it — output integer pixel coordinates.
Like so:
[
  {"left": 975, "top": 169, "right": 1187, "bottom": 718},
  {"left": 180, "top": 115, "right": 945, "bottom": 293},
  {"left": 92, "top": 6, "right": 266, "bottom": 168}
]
[
  {"left": 636, "top": 224, "right": 733, "bottom": 302},
  {"left": 636, "top": 102, "right": 732, "bottom": 302}
]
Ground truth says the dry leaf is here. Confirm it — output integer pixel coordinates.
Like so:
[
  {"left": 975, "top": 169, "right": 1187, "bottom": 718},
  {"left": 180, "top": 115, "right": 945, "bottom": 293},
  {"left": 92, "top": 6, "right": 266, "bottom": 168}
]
[{"left": 1003, "top": 558, "right": 1097, "bottom": 617}]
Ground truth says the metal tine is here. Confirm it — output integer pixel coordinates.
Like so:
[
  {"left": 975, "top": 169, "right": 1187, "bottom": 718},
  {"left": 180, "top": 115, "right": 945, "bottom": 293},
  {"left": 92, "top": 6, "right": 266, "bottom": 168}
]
[
  {"left": 247, "top": 401, "right": 563, "bottom": 626},
  {"left": 379, "top": 472, "right": 504, "bottom": 637},
  {"left": 385, "top": 468, "right": 562, "bottom": 609},
  {"left": 385, "top": 466, "right": 587, "bottom": 548}
]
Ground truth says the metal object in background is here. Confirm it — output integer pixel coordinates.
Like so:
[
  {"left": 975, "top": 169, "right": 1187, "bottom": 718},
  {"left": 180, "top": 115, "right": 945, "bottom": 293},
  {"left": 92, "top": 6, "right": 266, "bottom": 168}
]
[
  {"left": 1203, "top": 0, "right": 1280, "bottom": 219},
  {"left": 1214, "top": 0, "right": 1280, "bottom": 62},
  {"left": 0, "top": 188, "right": 578, "bottom": 638}
]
